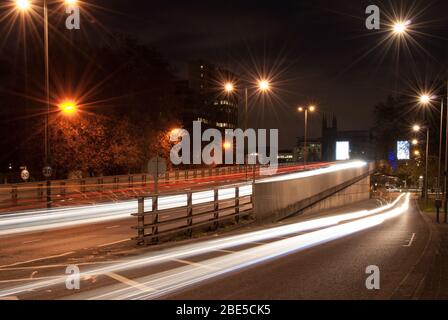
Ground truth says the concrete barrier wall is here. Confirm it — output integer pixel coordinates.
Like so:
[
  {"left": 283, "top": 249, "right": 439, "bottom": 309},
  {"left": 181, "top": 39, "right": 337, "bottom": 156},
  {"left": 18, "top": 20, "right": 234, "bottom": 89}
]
[
  {"left": 299, "top": 176, "right": 371, "bottom": 217},
  {"left": 253, "top": 162, "right": 374, "bottom": 222}
]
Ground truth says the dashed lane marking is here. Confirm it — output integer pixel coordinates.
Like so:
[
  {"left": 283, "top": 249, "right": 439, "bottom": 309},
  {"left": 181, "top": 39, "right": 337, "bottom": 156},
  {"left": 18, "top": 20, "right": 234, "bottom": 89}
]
[
  {"left": 105, "top": 272, "right": 156, "bottom": 293},
  {"left": 404, "top": 233, "right": 416, "bottom": 247},
  {"left": 0, "top": 251, "right": 75, "bottom": 269}
]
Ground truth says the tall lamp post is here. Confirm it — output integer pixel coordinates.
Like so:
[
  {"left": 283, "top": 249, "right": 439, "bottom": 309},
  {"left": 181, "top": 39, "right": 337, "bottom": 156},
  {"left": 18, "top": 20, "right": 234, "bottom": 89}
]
[
  {"left": 413, "top": 124, "right": 430, "bottom": 202},
  {"left": 419, "top": 94, "right": 444, "bottom": 198},
  {"left": 297, "top": 105, "right": 316, "bottom": 168},
  {"left": 224, "top": 79, "right": 271, "bottom": 182},
  {"left": 15, "top": 0, "right": 79, "bottom": 207}
]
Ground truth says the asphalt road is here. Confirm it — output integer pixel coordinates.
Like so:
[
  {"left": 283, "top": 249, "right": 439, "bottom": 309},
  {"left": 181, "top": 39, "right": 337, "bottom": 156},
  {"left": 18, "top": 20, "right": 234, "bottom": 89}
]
[
  {"left": 0, "top": 193, "right": 434, "bottom": 300},
  {"left": 167, "top": 197, "right": 430, "bottom": 300}
]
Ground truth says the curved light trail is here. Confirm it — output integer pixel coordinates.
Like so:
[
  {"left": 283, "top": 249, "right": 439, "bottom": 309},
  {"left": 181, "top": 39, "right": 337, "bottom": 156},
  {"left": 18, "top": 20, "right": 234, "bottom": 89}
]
[
  {"left": 0, "top": 192, "right": 408, "bottom": 298},
  {"left": 0, "top": 161, "right": 365, "bottom": 236}
]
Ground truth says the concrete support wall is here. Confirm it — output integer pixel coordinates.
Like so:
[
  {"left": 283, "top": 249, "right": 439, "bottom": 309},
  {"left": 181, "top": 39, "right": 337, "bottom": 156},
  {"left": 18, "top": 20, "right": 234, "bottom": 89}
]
[
  {"left": 253, "top": 162, "right": 374, "bottom": 222},
  {"left": 299, "top": 176, "right": 370, "bottom": 216}
]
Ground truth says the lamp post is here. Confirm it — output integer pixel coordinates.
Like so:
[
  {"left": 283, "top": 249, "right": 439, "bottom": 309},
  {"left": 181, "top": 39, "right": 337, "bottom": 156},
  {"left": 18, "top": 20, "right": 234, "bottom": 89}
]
[
  {"left": 224, "top": 79, "right": 271, "bottom": 182},
  {"left": 297, "top": 105, "right": 316, "bottom": 168},
  {"left": 413, "top": 124, "right": 430, "bottom": 202},
  {"left": 419, "top": 94, "right": 444, "bottom": 199},
  {"left": 15, "top": 0, "right": 79, "bottom": 207}
]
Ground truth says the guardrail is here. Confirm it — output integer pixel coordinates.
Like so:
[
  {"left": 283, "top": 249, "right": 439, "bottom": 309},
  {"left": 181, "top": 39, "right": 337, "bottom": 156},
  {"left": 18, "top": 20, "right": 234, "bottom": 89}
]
[
  {"left": 0, "top": 165, "right": 253, "bottom": 209},
  {"left": 132, "top": 185, "right": 253, "bottom": 245},
  {"left": 0, "top": 162, "right": 317, "bottom": 211}
]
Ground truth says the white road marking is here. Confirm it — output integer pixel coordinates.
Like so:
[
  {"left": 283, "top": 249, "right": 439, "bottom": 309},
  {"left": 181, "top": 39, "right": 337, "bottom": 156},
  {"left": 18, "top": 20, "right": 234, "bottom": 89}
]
[
  {"left": 96, "top": 239, "right": 129, "bottom": 248},
  {"left": 403, "top": 233, "right": 416, "bottom": 247},
  {"left": 0, "top": 251, "right": 75, "bottom": 269},
  {"left": 22, "top": 239, "right": 41, "bottom": 244},
  {"left": 0, "top": 276, "right": 60, "bottom": 284},
  {"left": 105, "top": 272, "right": 155, "bottom": 293},
  {"left": 0, "top": 260, "right": 122, "bottom": 271},
  {"left": 106, "top": 225, "right": 121, "bottom": 229},
  {"left": 173, "top": 259, "right": 219, "bottom": 270}
]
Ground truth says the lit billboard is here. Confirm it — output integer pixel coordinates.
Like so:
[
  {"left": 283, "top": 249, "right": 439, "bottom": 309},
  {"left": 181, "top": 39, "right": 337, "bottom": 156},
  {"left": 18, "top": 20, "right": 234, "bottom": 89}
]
[
  {"left": 397, "top": 141, "right": 410, "bottom": 160},
  {"left": 336, "top": 141, "right": 350, "bottom": 161}
]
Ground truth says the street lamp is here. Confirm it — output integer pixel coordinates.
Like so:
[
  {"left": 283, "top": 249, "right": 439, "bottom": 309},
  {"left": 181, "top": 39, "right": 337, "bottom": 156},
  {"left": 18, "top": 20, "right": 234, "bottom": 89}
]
[
  {"left": 258, "top": 80, "right": 270, "bottom": 92},
  {"left": 412, "top": 139, "right": 419, "bottom": 146},
  {"left": 392, "top": 20, "right": 410, "bottom": 36},
  {"left": 59, "top": 100, "right": 78, "bottom": 115},
  {"left": 15, "top": 0, "right": 79, "bottom": 208},
  {"left": 223, "top": 79, "right": 272, "bottom": 130},
  {"left": 223, "top": 79, "right": 272, "bottom": 183},
  {"left": 298, "top": 105, "right": 317, "bottom": 168},
  {"left": 413, "top": 124, "right": 430, "bottom": 201},
  {"left": 418, "top": 93, "right": 445, "bottom": 204},
  {"left": 15, "top": 0, "right": 30, "bottom": 10}
]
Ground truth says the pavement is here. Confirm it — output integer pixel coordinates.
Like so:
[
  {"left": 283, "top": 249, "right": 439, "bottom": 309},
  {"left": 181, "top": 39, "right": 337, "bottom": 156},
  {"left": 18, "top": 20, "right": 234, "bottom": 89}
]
[
  {"left": 407, "top": 210, "right": 448, "bottom": 300},
  {"left": 1, "top": 193, "right": 437, "bottom": 300}
]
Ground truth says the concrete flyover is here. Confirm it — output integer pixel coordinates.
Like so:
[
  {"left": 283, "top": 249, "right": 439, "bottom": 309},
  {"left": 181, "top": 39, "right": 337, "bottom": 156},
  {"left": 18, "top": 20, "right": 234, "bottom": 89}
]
[{"left": 253, "top": 161, "right": 376, "bottom": 222}]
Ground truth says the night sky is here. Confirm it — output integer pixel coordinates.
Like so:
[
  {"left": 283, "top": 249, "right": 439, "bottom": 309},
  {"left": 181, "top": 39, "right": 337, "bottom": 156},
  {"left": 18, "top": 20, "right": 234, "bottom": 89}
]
[{"left": 35, "top": 0, "right": 448, "bottom": 148}]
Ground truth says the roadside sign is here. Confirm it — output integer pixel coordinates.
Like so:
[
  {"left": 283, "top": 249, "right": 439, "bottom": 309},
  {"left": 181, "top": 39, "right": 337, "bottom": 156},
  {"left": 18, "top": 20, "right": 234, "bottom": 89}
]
[
  {"left": 42, "top": 166, "right": 52, "bottom": 178},
  {"left": 148, "top": 157, "right": 167, "bottom": 177},
  {"left": 21, "top": 169, "right": 30, "bottom": 181}
]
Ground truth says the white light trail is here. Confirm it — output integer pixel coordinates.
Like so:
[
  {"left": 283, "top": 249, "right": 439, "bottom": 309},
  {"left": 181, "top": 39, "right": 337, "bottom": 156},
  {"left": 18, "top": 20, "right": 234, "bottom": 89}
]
[
  {"left": 0, "top": 193, "right": 408, "bottom": 298},
  {"left": 88, "top": 193, "right": 411, "bottom": 300},
  {"left": 258, "top": 161, "right": 367, "bottom": 183},
  {"left": 0, "top": 161, "right": 362, "bottom": 236}
]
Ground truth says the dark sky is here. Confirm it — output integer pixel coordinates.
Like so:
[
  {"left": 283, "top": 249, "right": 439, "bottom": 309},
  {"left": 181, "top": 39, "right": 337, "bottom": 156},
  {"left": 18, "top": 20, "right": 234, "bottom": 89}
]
[{"left": 92, "top": 0, "right": 448, "bottom": 148}]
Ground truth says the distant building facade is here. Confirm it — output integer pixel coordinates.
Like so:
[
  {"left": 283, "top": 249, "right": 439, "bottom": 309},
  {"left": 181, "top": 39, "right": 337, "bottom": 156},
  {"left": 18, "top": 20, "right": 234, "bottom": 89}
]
[
  {"left": 321, "top": 114, "right": 375, "bottom": 161},
  {"left": 186, "top": 60, "right": 239, "bottom": 131},
  {"left": 293, "top": 139, "right": 322, "bottom": 162}
]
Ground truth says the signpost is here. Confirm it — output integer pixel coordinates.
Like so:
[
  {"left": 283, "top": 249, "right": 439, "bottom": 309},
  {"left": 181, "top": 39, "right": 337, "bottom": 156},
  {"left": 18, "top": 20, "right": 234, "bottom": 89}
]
[
  {"left": 42, "top": 166, "right": 52, "bottom": 208},
  {"left": 148, "top": 156, "right": 167, "bottom": 194},
  {"left": 20, "top": 167, "right": 30, "bottom": 182},
  {"left": 42, "top": 166, "right": 52, "bottom": 178}
]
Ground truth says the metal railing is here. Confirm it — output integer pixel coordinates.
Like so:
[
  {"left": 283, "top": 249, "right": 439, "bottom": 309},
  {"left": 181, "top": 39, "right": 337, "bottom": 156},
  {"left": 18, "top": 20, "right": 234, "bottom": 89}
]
[
  {"left": 0, "top": 165, "right": 251, "bottom": 209},
  {"left": 132, "top": 185, "right": 253, "bottom": 245}
]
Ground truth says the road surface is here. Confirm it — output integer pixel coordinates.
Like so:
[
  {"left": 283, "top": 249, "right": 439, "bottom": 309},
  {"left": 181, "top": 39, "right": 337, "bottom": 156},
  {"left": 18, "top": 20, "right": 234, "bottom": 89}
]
[{"left": 0, "top": 192, "right": 435, "bottom": 300}]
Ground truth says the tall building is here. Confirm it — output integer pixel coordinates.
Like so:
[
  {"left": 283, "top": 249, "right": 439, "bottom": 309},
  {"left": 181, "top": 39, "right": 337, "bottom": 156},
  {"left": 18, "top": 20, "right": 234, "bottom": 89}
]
[{"left": 187, "top": 60, "right": 239, "bottom": 131}]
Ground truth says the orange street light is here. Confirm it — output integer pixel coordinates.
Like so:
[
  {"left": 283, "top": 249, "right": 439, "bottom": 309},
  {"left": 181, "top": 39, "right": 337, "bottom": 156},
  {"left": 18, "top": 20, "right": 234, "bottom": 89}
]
[
  {"left": 170, "top": 128, "right": 181, "bottom": 136},
  {"left": 413, "top": 125, "right": 421, "bottom": 132},
  {"left": 65, "top": 0, "right": 78, "bottom": 4},
  {"left": 224, "top": 82, "right": 234, "bottom": 93},
  {"left": 412, "top": 139, "right": 418, "bottom": 146},
  {"left": 223, "top": 142, "right": 232, "bottom": 150},
  {"left": 258, "top": 80, "right": 270, "bottom": 92},
  {"left": 59, "top": 100, "right": 78, "bottom": 115},
  {"left": 15, "top": 0, "right": 30, "bottom": 10}
]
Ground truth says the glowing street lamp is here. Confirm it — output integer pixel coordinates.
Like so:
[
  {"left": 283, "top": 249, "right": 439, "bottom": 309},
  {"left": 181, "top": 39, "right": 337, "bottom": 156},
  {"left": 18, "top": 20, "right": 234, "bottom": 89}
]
[
  {"left": 412, "top": 139, "right": 419, "bottom": 146},
  {"left": 65, "top": 0, "right": 78, "bottom": 4},
  {"left": 58, "top": 100, "right": 78, "bottom": 115},
  {"left": 15, "top": 0, "right": 30, "bottom": 10},
  {"left": 412, "top": 124, "right": 430, "bottom": 201},
  {"left": 298, "top": 105, "right": 317, "bottom": 167},
  {"left": 392, "top": 20, "right": 410, "bottom": 35},
  {"left": 223, "top": 142, "right": 232, "bottom": 150},
  {"left": 224, "top": 82, "right": 234, "bottom": 93},
  {"left": 419, "top": 94, "right": 431, "bottom": 105},
  {"left": 258, "top": 80, "right": 270, "bottom": 92}
]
